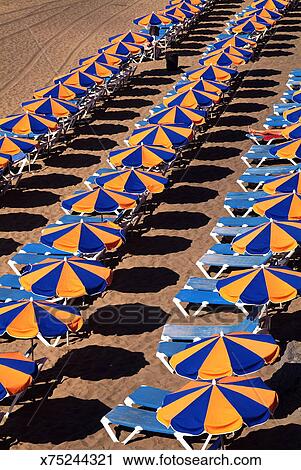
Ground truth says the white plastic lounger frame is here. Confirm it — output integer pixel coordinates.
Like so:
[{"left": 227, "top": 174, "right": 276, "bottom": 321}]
[{"left": 172, "top": 295, "right": 249, "bottom": 318}]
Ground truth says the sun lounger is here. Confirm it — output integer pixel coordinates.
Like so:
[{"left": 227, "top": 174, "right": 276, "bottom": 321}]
[
  {"left": 0, "top": 286, "right": 48, "bottom": 302},
  {"left": 237, "top": 164, "right": 301, "bottom": 191},
  {"left": 264, "top": 115, "right": 289, "bottom": 129},
  {"left": 210, "top": 225, "right": 251, "bottom": 243},
  {"left": 17, "top": 242, "right": 104, "bottom": 260},
  {"left": 237, "top": 174, "right": 278, "bottom": 191},
  {"left": 196, "top": 252, "right": 271, "bottom": 279},
  {"left": 217, "top": 216, "right": 268, "bottom": 227},
  {"left": 225, "top": 190, "right": 265, "bottom": 200},
  {"left": 8, "top": 253, "right": 71, "bottom": 275},
  {"left": 184, "top": 276, "right": 217, "bottom": 291}
]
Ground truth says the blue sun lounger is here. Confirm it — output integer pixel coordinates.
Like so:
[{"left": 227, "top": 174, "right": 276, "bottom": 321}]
[
  {"left": 7, "top": 252, "right": 72, "bottom": 275},
  {"left": 196, "top": 252, "right": 271, "bottom": 279},
  {"left": 0, "top": 273, "right": 48, "bottom": 302},
  {"left": 210, "top": 225, "right": 251, "bottom": 243},
  {"left": 225, "top": 190, "right": 265, "bottom": 200},
  {"left": 217, "top": 216, "right": 268, "bottom": 227},
  {"left": 237, "top": 164, "right": 301, "bottom": 191},
  {"left": 264, "top": 115, "right": 289, "bottom": 129}
]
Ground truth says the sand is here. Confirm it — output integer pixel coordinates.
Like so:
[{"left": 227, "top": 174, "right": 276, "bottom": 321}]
[{"left": 1, "top": 0, "right": 301, "bottom": 451}]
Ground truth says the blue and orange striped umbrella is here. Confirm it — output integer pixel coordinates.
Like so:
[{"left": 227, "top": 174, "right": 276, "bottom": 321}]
[
  {"left": 251, "top": 0, "right": 288, "bottom": 11},
  {"left": 109, "top": 31, "right": 153, "bottom": 45},
  {"left": 231, "top": 18, "right": 269, "bottom": 34},
  {"left": 199, "top": 51, "right": 247, "bottom": 67},
  {"left": 210, "top": 35, "right": 256, "bottom": 50},
  {"left": 128, "top": 123, "right": 194, "bottom": 148},
  {"left": 263, "top": 171, "right": 301, "bottom": 194},
  {"left": 73, "top": 62, "right": 119, "bottom": 79},
  {"left": 148, "top": 106, "right": 206, "bottom": 126},
  {"left": 235, "top": 13, "right": 275, "bottom": 27},
  {"left": 269, "top": 139, "right": 301, "bottom": 160},
  {"left": 253, "top": 192, "right": 301, "bottom": 220},
  {"left": 41, "top": 220, "right": 125, "bottom": 255},
  {"left": 79, "top": 52, "right": 124, "bottom": 67},
  {"left": 282, "top": 122, "right": 301, "bottom": 140},
  {"left": 221, "top": 45, "right": 253, "bottom": 60},
  {"left": 20, "top": 257, "right": 112, "bottom": 298},
  {"left": 0, "top": 153, "right": 11, "bottom": 169},
  {"left": 157, "top": 377, "right": 278, "bottom": 436},
  {"left": 133, "top": 12, "right": 174, "bottom": 26},
  {"left": 0, "top": 352, "right": 38, "bottom": 401},
  {"left": 0, "top": 300, "right": 83, "bottom": 340},
  {"left": 217, "top": 265, "right": 301, "bottom": 304},
  {"left": 0, "top": 135, "right": 38, "bottom": 155},
  {"left": 170, "top": 332, "right": 279, "bottom": 379},
  {"left": 173, "top": 2, "right": 203, "bottom": 13},
  {"left": 283, "top": 106, "right": 301, "bottom": 123},
  {"left": 161, "top": 6, "right": 194, "bottom": 20},
  {"left": 22, "top": 97, "right": 78, "bottom": 118},
  {"left": 243, "top": 7, "right": 282, "bottom": 20},
  {"left": 232, "top": 220, "right": 301, "bottom": 255},
  {"left": 185, "top": 65, "right": 238, "bottom": 82},
  {"left": 34, "top": 82, "right": 87, "bottom": 100},
  {"left": 292, "top": 89, "right": 301, "bottom": 104},
  {"left": 108, "top": 144, "right": 176, "bottom": 168},
  {"left": 0, "top": 113, "right": 58, "bottom": 136},
  {"left": 54, "top": 70, "right": 104, "bottom": 88},
  {"left": 175, "top": 79, "right": 228, "bottom": 94},
  {"left": 101, "top": 41, "right": 144, "bottom": 56},
  {"left": 163, "top": 89, "right": 220, "bottom": 108},
  {"left": 170, "top": 0, "right": 203, "bottom": 5},
  {"left": 95, "top": 168, "right": 168, "bottom": 194},
  {"left": 62, "top": 187, "right": 138, "bottom": 214}
]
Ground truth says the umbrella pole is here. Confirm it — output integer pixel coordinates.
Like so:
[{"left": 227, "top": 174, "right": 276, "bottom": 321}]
[{"left": 31, "top": 338, "right": 34, "bottom": 360}]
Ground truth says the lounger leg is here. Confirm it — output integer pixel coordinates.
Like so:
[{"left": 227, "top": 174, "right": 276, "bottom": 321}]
[
  {"left": 213, "top": 265, "right": 227, "bottom": 279},
  {"left": 156, "top": 351, "right": 175, "bottom": 374},
  {"left": 101, "top": 417, "right": 119, "bottom": 443},
  {"left": 173, "top": 298, "right": 190, "bottom": 318},
  {"left": 192, "top": 301, "right": 207, "bottom": 317},
  {"left": 7, "top": 260, "right": 21, "bottom": 275},
  {"left": 224, "top": 205, "right": 235, "bottom": 217},
  {"left": 174, "top": 432, "right": 192, "bottom": 450},
  {"left": 196, "top": 261, "right": 211, "bottom": 279},
  {"left": 122, "top": 426, "right": 143, "bottom": 445},
  {"left": 210, "top": 232, "right": 220, "bottom": 244},
  {"left": 201, "top": 433, "right": 213, "bottom": 450},
  {"left": 236, "top": 180, "right": 248, "bottom": 192}
]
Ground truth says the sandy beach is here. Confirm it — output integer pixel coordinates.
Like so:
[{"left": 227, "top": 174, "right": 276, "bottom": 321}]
[{"left": 1, "top": 0, "right": 301, "bottom": 450}]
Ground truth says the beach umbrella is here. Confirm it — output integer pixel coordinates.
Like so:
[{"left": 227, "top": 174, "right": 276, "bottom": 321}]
[
  {"left": 243, "top": 7, "right": 282, "bottom": 20},
  {"left": 22, "top": 97, "right": 78, "bottom": 118},
  {"left": 0, "top": 113, "right": 58, "bottom": 136},
  {"left": 133, "top": 12, "right": 174, "bottom": 26},
  {"left": 0, "top": 153, "right": 12, "bottom": 170},
  {"left": 231, "top": 19, "right": 268, "bottom": 34},
  {"left": 251, "top": 0, "right": 288, "bottom": 11},
  {"left": 163, "top": 89, "right": 220, "bottom": 108},
  {"left": 175, "top": 79, "right": 228, "bottom": 94},
  {"left": 282, "top": 122, "right": 301, "bottom": 140},
  {"left": 54, "top": 70, "right": 104, "bottom": 88},
  {"left": 185, "top": 65, "right": 237, "bottom": 82},
  {"left": 128, "top": 123, "right": 193, "bottom": 148},
  {"left": 217, "top": 265, "right": 301, "bottom": 304},
  {"left": 73, "top": 62, "right": 119, "bottom": 79},
  {"left": 269, "top": 139, "right": 301, "bottom": 160},
  {"left": 170, "top": 332, "right": 279, "bottom": 379},
  {"left": 170, "top": 0, "right": 203, "bottom": 5},
  {"left": 253, "top": 192, "right": 301, "bottom": 220},
  {"left": 235, "top": 13, "right": 275, "bottom": 26},
  {"left": 292, "top": 90, "right": 301, "bottom": 104},
  {"left": 109, "top": 31, "right": 153, "bottom": 45},
  {"left": 211, "top": 35, "right": 256, "bottom": 50},
  {"left": 95, "top": 169, "right": 168, "bottom": 194},
  {"left": 20, "top": 257, "right": 112, "bottom": 298},
  {"left": 0, "top": 300, "right": 83, "bottom": 340},
  {"left": 221, "top": 45, "right": 253, "bottom": 60},
  {"left": 79, "top": 52, "right": 124, "bottom": 67},
  {"left": 157, "top": 377, "right": 278, "bottom": 436},
  {"left": 0, "top": 352, "right": 38, "bottom": 401},
  {"left": 161, "top": 6, "right": 194, "bottom": 19},
  {"left": 41, "top": 221, "right": 125, "bottom": 255},
  {"left": 101, "top": 42, "right": 144, "bottom": 56},
  {"left": 62, "top": 187, "right": 138, "bottom": 214},
  {"left": 173, "top": 2, "right": 203, "bottom": 13},
  {"left": 199, "top": 51, "right": 247, "bottom": 67},
  {"left": 232, "top": 220, "right": 301, "bottom": 255},
  {"left": 33, "top": 82, "right": 87, "bottom": 100},
  {"left": 148, "top": 105, "right": 206, "bottom": 126},
  {"left": 283, "top": 106, "right": 301, "bottom": 124},
  {"left": 0, "top": 135, "right": 38, "bottom": 155},
  {"left": 108, "top": 144, "right": 176, "bottom": 168},
  {"left": 263, "top": 171, "right": 301, "bottom": 194}
]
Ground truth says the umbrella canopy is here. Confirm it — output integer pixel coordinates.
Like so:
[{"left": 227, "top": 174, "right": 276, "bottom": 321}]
[
  {"left": 54, "top": 71, "right": 104, "bottom": 88},
  {"left": 175, "top": 79, "right": 228, "bottom": 94},
  {"left": 22, "top": 97, "right": 78, "bottom": 118},
  {"left": 62, "top": 187, "right": 138, "bottom": 214},
  {"left": 243, "top": 7, "right": 282, "bottom": 20},
  {"left": 95, "top": 168, "right": 168, "bottom": 194},
  {"left": 231, "top": 19, "right": 268, "bottom": 34},
  {"left": 148, "top": 105, "right": 206, "bottom": 126},
  {"left": 251, "top": 0, "right": 288, "bottom": 10},
  {"left": 0, "top": 352, "right": 38, "bottom": 401},
  {"left": 0, "top": 153, "right": 12, "bottom": 169},
  {"left": 253, "top": 192, "right": 301, "bottom": 220},
  {"left": 199, "top": 51, "right": 247, "bottom": 67},
  {"left": 170, "top": 0, "right": 203, "bottom": 4},
  {"left": 217, "top": 265, "right": 301, "bottom": 304},
  {"left": 73, "top": 62, "right": 119, "bottom": 79},
  {"left": 20, "top": 257, "right": 112, "bottom": 298},
  {"left": 211, "top": 35, "right": 256, "bottom": 50},
  {"left": 161, "top": 6, "right": 194, "bottom": 19},
  {"left": 101, "top": 41, "right": 144, "bottom": 56},
  {"left": 41, "top": 221, "right": 125, "bottom": 255},
  {"left": 269, "top": 139, "right": 301, "bottom": 160},
  {"left": 33, "top": 82, "right": 87, "bottom": 100},
  {"left": 232, "top": 220, "right": 301, "bottom": 255},
  {"left": 263, "top": 171, "right": 301, "bottom": 194},
  {"left": 0, "top": 300, "right": 83, "bottom": 339},
  {"left": 163, "top": 89, "right": 220, "bottom": 108},
  {"left": 185, "top": 65, "right": 237, "bottom": 82},
  {"left": 170, "top": 332, "right": 279, "bottom": 379},
  {"left": 174, "top": 2, "right": 202, "bottom": 13},
  {"left": 236, "top": 13, "right": 275, "bottom": 26},
  {"left": 128, "top": 123, "right": 193, "bottom": 148},
  {"left": 157, "top": 377, "right": 278, "bottom": 436},
  {"left": 283, "top": 106, "right": 301, "bottom": 124},
  {"left": 79, "top": 52, "right": 125, "bottom": 67},
  {"left": 109, "top": 31, "right": 153, "bottom": 45},
  {"left": 108, "top": 144, "right": 176, "bottom": 168},
  {"left": 133, "top": 12, "right": 174, "bottom": 26},
  {"left": 281, "top": 122, "right": 301, "bottom": 140},
  {"left": 222, "top": 45, "right": 253, "bottom": 60},
  {"left": 0, "top": 113, "right": 58, "bottom": 136},
  {"left": 292, "top": 89, "right": 301, "bottom": 104},
  {"left": 0, "top": 135, "right": 38, "bottom": 155}
]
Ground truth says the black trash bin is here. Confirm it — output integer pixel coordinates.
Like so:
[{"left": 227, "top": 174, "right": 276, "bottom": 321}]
[{"left": 166, "top": 52, "right": 179, "bottom": 71}]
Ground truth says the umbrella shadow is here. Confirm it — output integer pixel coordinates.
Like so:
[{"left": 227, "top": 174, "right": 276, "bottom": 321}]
[
  {"left": 0, "top": 238, "right": 21, "bottom": 256},
  {"left": 79, "top": 123, "right": 129, "bottom": 136},
  {"left": 47, "top": 152, "right": 101, "bottom": 169},
  {"left": 144, "top": 211, "right": 210, "bottom": 230},
  {"left": 70, "top": 136, "right": 118, "bottom": 151},
  {"left": 126, "top": 235, "right": 192, "bottom": 256},
  {"left": 19, "top": 173, "right": 82, "bottom": 190},
  {"left": 217, "top": 115, "right": 258, "bottom": 127},
  {"left": 196, "top": 145, "right": 242, "bottom": 162},
  {"left": 206, "top": 129, "right": 246, "bottom": 143},
  {"left": 158, "top": 185, "right": 218, "bottom": 204},
  {"left": 229, "top": 424, "right": 301, "bottom": 450},
  {"left": 172, "top": 164, "right": 234, "bottom": 184},
  {"left": 90, "top": 302, "right": 169, "bottom": 336},
  {"left": 235, "top": 89, "right": 278, "bottom": 99},
  {"left": 2, "top": 190, "right": 60, "bottom": 208},
  {"left": 266, "top": 363, "right": 301, "bottom": 419},
  {"left": 226, "top": 102, "right": 268, "bottom": 113},
  {"left": 270, "top": 310, "right": 301, "bottom": 342},
  {"left": 111, "top": 267, "right": 179, "bottom": 293},
  {"left": 0, "top": 213, "right": 48, "bottom": 231}
]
